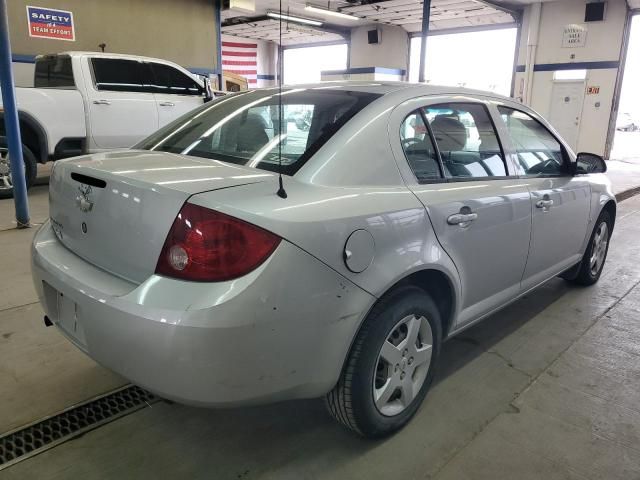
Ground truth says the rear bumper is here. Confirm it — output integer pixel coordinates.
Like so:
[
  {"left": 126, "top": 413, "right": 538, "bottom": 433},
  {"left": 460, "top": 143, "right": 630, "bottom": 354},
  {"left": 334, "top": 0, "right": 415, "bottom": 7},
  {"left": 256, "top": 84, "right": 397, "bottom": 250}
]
[{"left": 32, "top": 221, "right": 375, "bottom": 407}]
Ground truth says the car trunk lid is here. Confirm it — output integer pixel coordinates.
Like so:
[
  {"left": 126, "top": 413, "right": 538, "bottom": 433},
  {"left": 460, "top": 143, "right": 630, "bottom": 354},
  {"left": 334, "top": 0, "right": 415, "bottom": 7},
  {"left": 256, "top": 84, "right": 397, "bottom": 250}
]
[{"left": 48, "top": 150, "right": 275, "bottom": 283}]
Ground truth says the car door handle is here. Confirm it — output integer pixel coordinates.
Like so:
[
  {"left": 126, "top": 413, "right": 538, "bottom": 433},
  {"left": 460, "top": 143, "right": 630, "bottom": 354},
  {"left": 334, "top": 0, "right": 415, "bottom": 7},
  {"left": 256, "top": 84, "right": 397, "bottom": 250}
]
[
  {"left": 92, "top": 99, "right": 111, "bottom": 105},
  {"left": 159, "top": 101, "right": 175, "bottom": 107},
  {"left": 536, "top": 199, "right": 554, "bottom": 208},
  {"left": 447, "top": 212, "right": 478, "bottom": 225}
]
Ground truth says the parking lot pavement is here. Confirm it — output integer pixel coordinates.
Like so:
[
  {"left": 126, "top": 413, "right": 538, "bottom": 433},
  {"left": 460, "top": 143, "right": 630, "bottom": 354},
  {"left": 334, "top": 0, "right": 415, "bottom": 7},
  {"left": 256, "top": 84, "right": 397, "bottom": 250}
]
[
  {"left": 607, "top": 157, "right": 640, "bottom": 200},
  {"left": 610, "top": 131, "right": 640, "bottom": 161},
  {"left": 2, "top": 195, "right": 640, "bottom": 480},
  {"left": 0, "top": 165, "right": 125, "bottom": 434}
]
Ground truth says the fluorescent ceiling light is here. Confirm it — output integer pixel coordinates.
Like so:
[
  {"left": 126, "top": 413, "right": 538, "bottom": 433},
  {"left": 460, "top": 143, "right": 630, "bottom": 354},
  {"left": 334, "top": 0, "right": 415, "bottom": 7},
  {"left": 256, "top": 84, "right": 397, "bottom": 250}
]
[
  {"left": 304, "top": 4, "right": 359, "bottom": 21},
  {"left": 267, "top": 11, "right": 323, "bottom": 26}
]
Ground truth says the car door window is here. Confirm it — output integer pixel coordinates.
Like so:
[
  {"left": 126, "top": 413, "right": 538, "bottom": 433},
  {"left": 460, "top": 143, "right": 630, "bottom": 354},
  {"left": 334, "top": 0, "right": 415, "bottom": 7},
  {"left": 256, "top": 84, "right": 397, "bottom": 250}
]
[
  {"left": 91, "top": 58, "right": 145, "bottom": 93},
  {"left": 498, "top": 107, "right": 567, "bottom": 176},
  {"left": 150, "top": 63, "right": 203, "bottom": 96},
  {"left": 424, "top": 103, "right": 506, "bottom": 179},
  {"left": 400, "top": 111, "right": 442, "bottom": 182}
]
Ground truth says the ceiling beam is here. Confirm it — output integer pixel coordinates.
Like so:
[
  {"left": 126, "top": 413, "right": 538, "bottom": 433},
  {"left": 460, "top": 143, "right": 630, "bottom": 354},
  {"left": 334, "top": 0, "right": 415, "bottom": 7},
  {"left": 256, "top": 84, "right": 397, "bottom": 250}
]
[
  {"left": 472, "top": 0, "right": 522, "bottom": 18},
  {"left": 222, "top": 14, "right": 351, "bottom": 40}
]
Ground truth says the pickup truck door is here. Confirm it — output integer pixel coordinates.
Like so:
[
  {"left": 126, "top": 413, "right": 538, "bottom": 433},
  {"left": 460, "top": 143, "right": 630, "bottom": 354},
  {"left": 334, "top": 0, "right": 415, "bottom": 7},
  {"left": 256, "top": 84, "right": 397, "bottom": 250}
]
[
  {"left": 392, "top": 99, "right": 532, "bottom": 328},
  {"left": 495, "top": 107, "right": 591, "bottom": 289},
  {"left": 85, "top": 58, "right": 158, "bottom": 150},
  {"left": 148, "top": 62, "right": 205, "bottom": 128}
]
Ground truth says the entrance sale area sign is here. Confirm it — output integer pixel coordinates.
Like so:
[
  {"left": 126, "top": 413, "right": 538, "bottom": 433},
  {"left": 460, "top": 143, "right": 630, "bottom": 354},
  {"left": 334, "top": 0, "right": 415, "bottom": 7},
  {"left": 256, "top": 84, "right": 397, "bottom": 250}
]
[{"left": 27, "top": 6, "right": 75, "bottom": 41}]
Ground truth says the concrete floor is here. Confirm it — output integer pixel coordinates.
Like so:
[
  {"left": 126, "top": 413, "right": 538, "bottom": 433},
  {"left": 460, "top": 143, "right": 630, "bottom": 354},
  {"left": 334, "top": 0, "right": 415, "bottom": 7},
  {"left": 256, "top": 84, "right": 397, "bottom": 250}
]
[{"left": 2, "top": 169, "right": 640, "bottom": 479}]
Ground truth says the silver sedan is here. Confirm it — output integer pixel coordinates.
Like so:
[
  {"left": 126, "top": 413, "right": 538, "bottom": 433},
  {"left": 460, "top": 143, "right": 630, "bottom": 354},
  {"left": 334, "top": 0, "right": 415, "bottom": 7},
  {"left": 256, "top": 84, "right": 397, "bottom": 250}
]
[{"left": 32, "top": 83, "right": 615, "bottom": 437}]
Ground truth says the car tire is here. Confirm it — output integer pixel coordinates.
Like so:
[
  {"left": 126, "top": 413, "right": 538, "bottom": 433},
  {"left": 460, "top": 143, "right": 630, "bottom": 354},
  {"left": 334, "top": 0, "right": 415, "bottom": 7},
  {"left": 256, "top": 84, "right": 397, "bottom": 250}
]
[
  {"left": 325, "top": 286, "right": 442, "bottom": 438},
  {"left": 568, "top": 210, "right": 612, "bottom": 286},
  {"left": 0, "top": 141, "right": 37, "bottom": 200}
]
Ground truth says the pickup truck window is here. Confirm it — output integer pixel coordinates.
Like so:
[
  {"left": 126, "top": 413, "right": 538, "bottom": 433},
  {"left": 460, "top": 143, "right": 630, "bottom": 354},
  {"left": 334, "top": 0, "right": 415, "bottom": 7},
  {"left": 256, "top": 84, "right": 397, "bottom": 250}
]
[
  {"left": 149, "top": 63, "right": 203, "bottom": 96},
  {"left": 34, "top": 56, "right": 74, "bottom": 88},
  {"left": 91, "top": 58, "right": 147, "bottom": 93}
]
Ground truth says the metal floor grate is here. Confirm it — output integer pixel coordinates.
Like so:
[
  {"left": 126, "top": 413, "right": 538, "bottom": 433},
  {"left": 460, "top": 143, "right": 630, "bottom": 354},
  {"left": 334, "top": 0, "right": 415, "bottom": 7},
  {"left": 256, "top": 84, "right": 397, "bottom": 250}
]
[{"left": 0, "top": 385, "right": 157, "bottom": 470}]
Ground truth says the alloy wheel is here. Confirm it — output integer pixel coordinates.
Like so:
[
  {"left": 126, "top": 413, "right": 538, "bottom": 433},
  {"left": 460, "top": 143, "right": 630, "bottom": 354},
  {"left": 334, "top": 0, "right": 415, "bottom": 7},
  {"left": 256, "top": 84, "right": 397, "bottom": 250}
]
[
  {"left": 589, "top": 221, "right": 609, "bottom": 276},
  {"left": 373, "top": 314, "right": 433, "bottom": 417}
]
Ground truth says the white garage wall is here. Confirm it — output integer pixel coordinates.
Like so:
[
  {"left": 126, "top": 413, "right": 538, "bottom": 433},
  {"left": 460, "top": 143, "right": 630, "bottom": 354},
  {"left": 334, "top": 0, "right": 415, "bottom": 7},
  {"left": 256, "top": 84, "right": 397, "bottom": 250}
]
[
  {"left": 8, "top": 0, "right": 220, "bottom": 87},
  {"left": 349, "top": 24, "right": 410, "bottom": 73},
  {"left": 514, "top": 0, "right": 628, "bottom": 156}
]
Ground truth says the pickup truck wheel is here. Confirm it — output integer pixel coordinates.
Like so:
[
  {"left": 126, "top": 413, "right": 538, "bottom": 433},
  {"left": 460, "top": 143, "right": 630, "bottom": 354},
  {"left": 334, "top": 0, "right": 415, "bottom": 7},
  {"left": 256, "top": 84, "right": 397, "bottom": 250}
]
[
  {"left": 0, "top": 143, "right": 37, "bottom": 199},
  {"left": 325, "top": 286, "right": 441, "bottom": 438}
]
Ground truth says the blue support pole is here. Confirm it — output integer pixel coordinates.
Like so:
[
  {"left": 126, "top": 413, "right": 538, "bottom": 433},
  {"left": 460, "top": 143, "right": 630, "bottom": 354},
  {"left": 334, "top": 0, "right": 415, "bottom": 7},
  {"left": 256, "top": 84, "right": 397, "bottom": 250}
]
[{"left": 0, "top": 0, "right": 30, "bottom": 227}]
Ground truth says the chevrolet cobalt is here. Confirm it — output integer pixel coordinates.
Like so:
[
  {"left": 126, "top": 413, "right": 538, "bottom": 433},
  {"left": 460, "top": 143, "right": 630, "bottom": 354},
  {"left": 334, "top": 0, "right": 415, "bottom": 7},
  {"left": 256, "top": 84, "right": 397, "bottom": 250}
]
[{"left": 32, "top": 83, "right": 615, "bottom": 437}]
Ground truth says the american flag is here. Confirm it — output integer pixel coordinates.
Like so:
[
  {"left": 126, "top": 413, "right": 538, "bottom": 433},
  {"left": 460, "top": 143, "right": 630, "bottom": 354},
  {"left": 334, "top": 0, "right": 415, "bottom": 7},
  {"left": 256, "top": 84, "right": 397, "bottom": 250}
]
[{"left": 222, "top": 39, "right": 257, "bottom": 86}]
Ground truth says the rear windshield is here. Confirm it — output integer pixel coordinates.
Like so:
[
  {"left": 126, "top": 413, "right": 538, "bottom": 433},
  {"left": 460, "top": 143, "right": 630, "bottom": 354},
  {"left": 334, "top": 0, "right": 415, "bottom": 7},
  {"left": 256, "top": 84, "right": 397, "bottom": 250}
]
[
  {"left": 34, "top": 56, "right": 75, "bottom": 88},
  {"left": 137, "top": 88, "right": 381, "bottom": 175}
]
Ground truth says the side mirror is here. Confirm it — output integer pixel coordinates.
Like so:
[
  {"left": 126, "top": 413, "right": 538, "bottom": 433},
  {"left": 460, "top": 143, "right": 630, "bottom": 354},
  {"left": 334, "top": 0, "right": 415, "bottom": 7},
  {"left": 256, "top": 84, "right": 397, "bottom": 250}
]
[
  {"left": 574, "top": 152, "right": 607, "bottom": 174},
  {"left": 202, "top": 77, "right": 214, "bottom": 103}
]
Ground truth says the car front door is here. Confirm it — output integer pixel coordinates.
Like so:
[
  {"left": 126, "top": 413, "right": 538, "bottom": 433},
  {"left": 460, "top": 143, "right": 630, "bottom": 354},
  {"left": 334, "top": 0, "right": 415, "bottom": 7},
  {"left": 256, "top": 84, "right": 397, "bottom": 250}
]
[
  {"left": 85, "top": 58, "right": 159, "bottom": 150},
  {"left": 392, "top": 99, "right": 532, "bottom": 327},
  {"left": 148, "top": 62, "right": 205, "bottom": 128},
  {"left": 496, "top": 106, "right": 591, "bottom": 290}
]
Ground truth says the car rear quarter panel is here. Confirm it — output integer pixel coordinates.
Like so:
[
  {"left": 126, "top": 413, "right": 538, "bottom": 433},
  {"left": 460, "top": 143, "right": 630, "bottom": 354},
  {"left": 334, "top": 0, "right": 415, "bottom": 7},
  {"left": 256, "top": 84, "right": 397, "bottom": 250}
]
[
  {"left": 189, "top": 175, "right": 462, "bottom": 323},
  {"left": 295, "top": 88, "right": 416, "bottom": 187}
]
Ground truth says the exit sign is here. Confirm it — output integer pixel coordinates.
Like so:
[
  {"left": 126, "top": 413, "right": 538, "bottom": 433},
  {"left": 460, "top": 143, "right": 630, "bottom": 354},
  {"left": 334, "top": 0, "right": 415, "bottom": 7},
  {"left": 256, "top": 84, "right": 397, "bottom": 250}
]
[{"left": 587, "top": 86, "right": 600, "bottom": 95}]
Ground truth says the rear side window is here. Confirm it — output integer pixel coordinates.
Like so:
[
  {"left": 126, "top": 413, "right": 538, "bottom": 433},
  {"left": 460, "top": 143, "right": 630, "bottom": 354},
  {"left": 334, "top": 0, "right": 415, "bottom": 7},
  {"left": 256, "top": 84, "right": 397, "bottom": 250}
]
[
  {"left": 498, "top": 107, "right": 567, "bottom": 176},
  {"left": 149, "top": 63, "right": 203, "bottom": 96},
  {"left": 34, "top": 56, "right": 74, "bottom": 88},
  {"left": 400, "top": 111, "right": 441, "bottom": 182},
  {"left": 91, "top": 58, "right": 146, "bottom": 93},
  {"left": 424, "top": 103, "right": 506, "bottom": 179},
  {"left": 138, "top": 89, "right": 381, "bottom": 175}
]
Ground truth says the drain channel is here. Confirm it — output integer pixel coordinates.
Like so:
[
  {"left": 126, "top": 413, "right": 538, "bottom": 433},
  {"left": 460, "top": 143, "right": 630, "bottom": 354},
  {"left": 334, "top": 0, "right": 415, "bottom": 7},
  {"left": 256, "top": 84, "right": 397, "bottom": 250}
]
[{"left": 0, "top": 385, "right": 157, "bottom": 470}]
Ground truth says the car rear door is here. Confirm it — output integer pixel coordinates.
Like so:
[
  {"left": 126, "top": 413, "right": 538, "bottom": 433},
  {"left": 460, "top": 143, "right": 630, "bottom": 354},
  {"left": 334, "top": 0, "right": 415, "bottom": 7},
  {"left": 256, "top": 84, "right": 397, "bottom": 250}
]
[
  {"left": 85, "top": 57, "right": 159, "bottom": 150},
  {"left": 391, "top": 97, "right": 532, "bottom": 327},
  {"left": 147, "top": 62, "right": 205, "bottom": 128},
  {"left": 496, "top": 106, "right": 591, "bottom": 289}
]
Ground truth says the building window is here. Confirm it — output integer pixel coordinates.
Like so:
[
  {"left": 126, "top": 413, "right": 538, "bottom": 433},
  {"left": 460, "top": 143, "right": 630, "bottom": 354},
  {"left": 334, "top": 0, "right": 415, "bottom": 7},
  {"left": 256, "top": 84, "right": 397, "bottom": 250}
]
[
  {"left": 283, "top": 44, "right": 348, "bottom": 84},
  {"left": 553, "top": 69, "right": 587, "bottom": 81},
  {"left": 409, "top": 28, "right": 517, "bottom": 96}
]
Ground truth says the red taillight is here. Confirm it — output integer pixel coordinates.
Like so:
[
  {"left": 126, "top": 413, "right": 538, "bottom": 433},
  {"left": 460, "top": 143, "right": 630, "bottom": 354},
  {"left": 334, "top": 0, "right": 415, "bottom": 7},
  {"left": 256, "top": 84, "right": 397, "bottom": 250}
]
[{"left": 155, "top": 203, "right": 281, "bottom": 282}]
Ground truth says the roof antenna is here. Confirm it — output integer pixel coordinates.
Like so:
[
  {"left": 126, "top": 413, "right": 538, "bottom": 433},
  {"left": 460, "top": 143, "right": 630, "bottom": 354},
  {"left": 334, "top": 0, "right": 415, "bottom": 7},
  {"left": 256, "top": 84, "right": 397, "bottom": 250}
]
[{"left": 276, "top": 0, "right": 288, "bottom": 199}]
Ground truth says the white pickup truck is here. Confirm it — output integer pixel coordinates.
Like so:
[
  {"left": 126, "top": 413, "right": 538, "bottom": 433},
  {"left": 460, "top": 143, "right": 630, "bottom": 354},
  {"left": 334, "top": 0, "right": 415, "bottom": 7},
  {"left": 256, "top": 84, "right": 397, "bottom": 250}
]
[{"left": 0, "top": 51, "right": 218, "bottom": 198}]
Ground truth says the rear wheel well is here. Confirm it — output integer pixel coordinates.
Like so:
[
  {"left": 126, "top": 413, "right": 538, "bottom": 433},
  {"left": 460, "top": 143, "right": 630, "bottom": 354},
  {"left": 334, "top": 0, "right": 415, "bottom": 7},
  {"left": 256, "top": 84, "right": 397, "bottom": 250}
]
[
  {"left": 334, "top": 269, "right": 456, "bottom": 393},
  {"left": 0, "top": 115, "right": 47, "bottom": 163},
  {"left": 395, "top": 269, "right": 455, "bottom": 338},
  {"left": 19, "top": 120, "right": 45, "bottom": 163}
]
